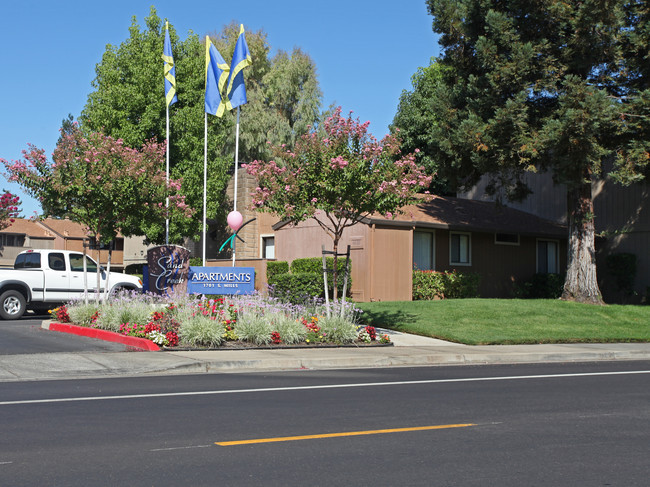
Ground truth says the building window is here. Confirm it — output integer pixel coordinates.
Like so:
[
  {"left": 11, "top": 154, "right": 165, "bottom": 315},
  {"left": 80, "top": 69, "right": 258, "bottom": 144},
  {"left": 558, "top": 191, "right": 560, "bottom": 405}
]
[
  {"left": 88, "top": 238, "right": 124, "bottom": 251},
  {"left": 1, "top": 234, "right": 26, "bottom": 247},
  {"left": 495, "top": 233, "right": 520, "bottom": 245},
  {"left": 413, "top": 231, "right": 435, "bottom": 270},
  {"left": 537, "top": 239, "right": 559, "bottom": 274},
  {"left": 450, "top": 232, "right": 471, "bottom": 266},
  {"left": 261, "top": 236, "right": 275, "bottom": 259}
]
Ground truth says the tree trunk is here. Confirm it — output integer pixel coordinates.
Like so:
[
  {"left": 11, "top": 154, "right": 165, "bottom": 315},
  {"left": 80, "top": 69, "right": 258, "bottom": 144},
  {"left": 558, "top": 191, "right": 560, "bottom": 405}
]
[
  {"left": 561, "top": 178, "right": 603, "bottom": 304},
  {"left": 332, "top": 236, "right": 339, "bottom": 301},
  {"left": 94, "top": 236, "right": 101, "bottom": 306}
]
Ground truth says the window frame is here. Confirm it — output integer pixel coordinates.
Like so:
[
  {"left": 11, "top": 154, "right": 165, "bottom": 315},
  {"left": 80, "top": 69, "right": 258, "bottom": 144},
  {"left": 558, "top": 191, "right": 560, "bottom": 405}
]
[
  {"left": 449, "top": 231, "right": 472, "bottom": 266},
  {"left": 260, "top": 234, "right": 275, "bottom": 259},
  {"left": 494, "top": 233, "right": 520, "bottom": 246},
  {"left": 536, "top": 238, "right": 560, "bottom": 274},
  {"left": 413, "top": 230, "right": 436, "bottom": 271}
]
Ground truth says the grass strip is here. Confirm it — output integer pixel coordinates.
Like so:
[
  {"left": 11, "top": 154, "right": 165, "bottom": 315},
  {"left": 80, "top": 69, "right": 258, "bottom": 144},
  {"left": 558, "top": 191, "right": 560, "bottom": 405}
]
[{"left": 357, "top": 299, "right": 650, "bottom": 345}]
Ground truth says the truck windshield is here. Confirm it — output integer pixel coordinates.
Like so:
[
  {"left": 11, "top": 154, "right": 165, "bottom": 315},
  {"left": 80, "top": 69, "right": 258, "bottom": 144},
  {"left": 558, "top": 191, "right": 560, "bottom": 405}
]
[
  {"left": 69, "top": 254, "right": 98, "bottom": 273},
  {"left": 15, "top": 253, "right": 41, "bottom": 269}
]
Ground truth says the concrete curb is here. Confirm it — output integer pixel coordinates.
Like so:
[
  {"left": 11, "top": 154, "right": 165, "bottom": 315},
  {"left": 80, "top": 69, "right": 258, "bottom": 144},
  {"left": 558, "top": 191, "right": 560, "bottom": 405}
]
[{"left": 43, "top": 322, "right": 161, "bottom": 352}]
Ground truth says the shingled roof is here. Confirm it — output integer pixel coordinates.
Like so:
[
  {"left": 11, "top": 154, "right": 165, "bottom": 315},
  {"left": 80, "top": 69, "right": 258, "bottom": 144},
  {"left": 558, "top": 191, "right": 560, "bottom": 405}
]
[
  {"left": 2, "top": 219, "right": 55, "bottom": 239},
  {"left": 367, "top": 195, "right": 566, "bottom": 238}
]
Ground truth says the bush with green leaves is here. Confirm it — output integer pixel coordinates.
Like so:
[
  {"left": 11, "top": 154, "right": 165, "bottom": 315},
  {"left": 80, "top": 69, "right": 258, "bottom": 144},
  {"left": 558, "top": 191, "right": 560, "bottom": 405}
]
[
  {"left": 413, "top": 270, "right": 481, "bottom": 299},
  {"left": 513, "top": 273, "right": 565, "bottom": 299},
  {"left": 266, "top": 261, "right": 289, "bottom": 281},
  {"left": 268, "top": 257, "right": 351, "bottom": 304},
  {"left": 605, "top": 253, "right": 637, "bottom": 296},
  {"left": 269, "top": 272, "right": 325, "bottom": 304}
]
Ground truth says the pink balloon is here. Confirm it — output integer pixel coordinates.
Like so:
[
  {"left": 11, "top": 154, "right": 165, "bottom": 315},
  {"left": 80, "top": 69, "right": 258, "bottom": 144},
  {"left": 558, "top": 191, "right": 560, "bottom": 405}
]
[{"left": 227, "top": 211, "right": 243, "bottom": 231}]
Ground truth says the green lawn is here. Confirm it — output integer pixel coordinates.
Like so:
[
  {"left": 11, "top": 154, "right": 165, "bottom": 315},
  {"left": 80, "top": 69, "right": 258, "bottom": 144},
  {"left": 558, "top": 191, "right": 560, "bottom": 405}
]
[{"left": 357, "top": 299, "right": 650, "bottom": 345}]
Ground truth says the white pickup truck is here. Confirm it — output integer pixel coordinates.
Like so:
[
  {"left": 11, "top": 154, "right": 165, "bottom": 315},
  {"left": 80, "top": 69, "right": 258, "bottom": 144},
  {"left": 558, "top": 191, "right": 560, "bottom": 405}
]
[{"left": 0, "top": 249, "right": 143, "bottom": 320}]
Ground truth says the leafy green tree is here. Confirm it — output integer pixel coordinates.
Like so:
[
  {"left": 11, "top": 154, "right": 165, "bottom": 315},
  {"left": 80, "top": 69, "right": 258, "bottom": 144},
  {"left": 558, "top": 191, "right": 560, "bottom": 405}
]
[
  {"left": 81, "top": 8, "right": 230, "bottom": 243},
  {"left": 391, "top": 60, "right": 452, "bottom": 195},
  {"left": 245, "top": 107, "right": 432, "bottom": 299},
  {"left": 3, "top": 125, "right": 192, "bottom": 294},
  {"left": 81, "top": 9, "right": 323, "bottom": 245},
  {"left": 396, "top": 0, "right": 649, "bottom": 304}
]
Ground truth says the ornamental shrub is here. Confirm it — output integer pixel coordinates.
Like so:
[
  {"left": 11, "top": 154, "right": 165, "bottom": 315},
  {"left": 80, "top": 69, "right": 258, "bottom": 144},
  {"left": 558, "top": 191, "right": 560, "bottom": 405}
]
[
  {"left": 67, "top": 303, "right": 100, "bottom": 327},
  {"left": 267, "top": 312, "right": 307, "bottom": 344},
  {"left": 412, "top": 270, "right": 480, "bottom": 299},
  {"left": 605, "top": 253, "right": 637, "bottom": 296},
  {"left": 267, "top": 261, "right": 289, "bottom": 281},
  {"left": 96, "top": 300, "right": 154, "bottom": 332},
  {"left": 235, "top": 310, "right": 273, "bottom": 345},
  {"left": 178, "top": 314, "right": 223, "bottom": 348},
  {"left": 513, "top": 273, "right": 564, "bottom": 299},
  {"left": 270, "top": 272, "right": 324, "bottom": 304},
  {"left": 318, "top": 314, "right": 358, "bottom": 343},
  {"left": 268, "top": 257, "right": 351, "bottom": 304}
]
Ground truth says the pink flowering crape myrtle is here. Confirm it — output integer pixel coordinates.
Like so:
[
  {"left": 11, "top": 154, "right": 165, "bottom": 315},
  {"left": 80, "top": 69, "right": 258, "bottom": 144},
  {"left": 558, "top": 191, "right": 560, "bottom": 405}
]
[{"left": 244, "top": 106, "right": 433, "bottom": 298}]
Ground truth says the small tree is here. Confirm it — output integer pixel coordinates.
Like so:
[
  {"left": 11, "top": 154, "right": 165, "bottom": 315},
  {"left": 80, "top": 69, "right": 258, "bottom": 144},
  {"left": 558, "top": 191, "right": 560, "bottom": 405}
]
[
  {"left": 245, "top": 107, "right": 432, "bottom": 298},
  {"left": 3, "top": 125, "right": 193, "bottom": 300},
  {"left": 0, "top": 191, "right": 21, "bottom": 230}
]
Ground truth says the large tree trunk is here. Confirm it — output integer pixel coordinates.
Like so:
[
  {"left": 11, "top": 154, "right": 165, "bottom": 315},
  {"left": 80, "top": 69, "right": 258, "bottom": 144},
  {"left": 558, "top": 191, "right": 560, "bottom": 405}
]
[{"left": 561, "top": 178, "right": 604, "bottom": 304}]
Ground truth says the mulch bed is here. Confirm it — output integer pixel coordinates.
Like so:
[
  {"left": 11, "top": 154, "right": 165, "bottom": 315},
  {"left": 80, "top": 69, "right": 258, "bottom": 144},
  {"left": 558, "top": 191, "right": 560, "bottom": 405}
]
[{"left": 164, "top": 340, "right": 393, "bottom": 351}]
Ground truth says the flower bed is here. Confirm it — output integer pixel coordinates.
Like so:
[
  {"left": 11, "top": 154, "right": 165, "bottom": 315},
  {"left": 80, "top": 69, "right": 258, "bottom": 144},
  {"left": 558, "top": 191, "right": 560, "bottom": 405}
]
[{"left": 52, "top": 292, "right": 391, "bottom": 350}]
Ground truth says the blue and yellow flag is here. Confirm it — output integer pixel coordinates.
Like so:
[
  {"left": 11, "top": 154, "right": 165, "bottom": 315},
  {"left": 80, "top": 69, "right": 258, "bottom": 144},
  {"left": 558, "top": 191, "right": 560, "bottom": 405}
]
[
  {"left": 224, "top": 24, "right": 253, "bottom": 112},
  {"left": 162, "top": 21, "right": 177, "bottom": 107},
  {"left": 205, "top": 36, "right": 230, "bottom": 116}
]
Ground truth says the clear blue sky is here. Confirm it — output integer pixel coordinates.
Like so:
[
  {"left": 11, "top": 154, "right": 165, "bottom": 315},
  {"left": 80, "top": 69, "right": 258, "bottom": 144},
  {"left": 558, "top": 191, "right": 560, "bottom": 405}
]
[{"left": 0, "top": 0, "right": 440, "bottom": 217}]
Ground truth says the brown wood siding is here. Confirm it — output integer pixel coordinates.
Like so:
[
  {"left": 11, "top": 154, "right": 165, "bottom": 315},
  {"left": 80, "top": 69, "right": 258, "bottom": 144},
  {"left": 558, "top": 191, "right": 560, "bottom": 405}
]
[
  {"left": 435, "top": 230, "right": 567, "bottom": 298},
  {"left": 370, "top": 225, "right": 412, "bottom": 301},
  {"left": 275, "top": 219, "right": 373, "bottom": 301}
]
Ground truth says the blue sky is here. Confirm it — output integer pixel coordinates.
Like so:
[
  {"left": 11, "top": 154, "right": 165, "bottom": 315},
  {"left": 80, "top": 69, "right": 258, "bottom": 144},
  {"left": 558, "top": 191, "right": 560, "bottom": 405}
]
[{"left": 0, "top": 0, "right": 440, "bottom": 216}]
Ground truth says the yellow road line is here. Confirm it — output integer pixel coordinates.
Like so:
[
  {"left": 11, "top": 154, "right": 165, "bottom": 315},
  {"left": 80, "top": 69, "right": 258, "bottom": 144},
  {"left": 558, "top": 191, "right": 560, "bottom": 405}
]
[{"left": 215, "top": 423, "right": 476, "bottom": 446}]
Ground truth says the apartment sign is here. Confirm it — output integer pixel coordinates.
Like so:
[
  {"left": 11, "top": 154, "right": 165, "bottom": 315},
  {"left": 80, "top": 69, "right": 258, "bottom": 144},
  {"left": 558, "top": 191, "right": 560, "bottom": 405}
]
[
  {"left": 146, "top": 245, "right": 190, "bottom": 295},
  {"left": 187, "top": 267, "right": 255, "bottom": 295}
]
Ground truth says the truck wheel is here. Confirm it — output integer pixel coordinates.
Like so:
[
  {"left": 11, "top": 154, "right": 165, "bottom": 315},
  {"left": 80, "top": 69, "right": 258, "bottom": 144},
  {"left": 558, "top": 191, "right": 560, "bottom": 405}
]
[{"left": 0, "top": 290, "right": 27, "bottom": 320}]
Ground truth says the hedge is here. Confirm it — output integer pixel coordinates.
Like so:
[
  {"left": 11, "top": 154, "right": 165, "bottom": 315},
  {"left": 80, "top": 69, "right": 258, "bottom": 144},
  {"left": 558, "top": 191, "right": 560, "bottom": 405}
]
[
  {"left": 267, "top": 257, "right": 351, "bottom": 303},
  {"left": 412, "top": 270, "right": 481, "bottom": 300}
]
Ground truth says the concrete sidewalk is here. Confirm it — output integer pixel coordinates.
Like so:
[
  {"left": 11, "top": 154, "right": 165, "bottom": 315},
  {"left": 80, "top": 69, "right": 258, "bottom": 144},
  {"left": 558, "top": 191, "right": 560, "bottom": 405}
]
[{"left": 0, "top": 324, "right": 649, "bottom": 382}]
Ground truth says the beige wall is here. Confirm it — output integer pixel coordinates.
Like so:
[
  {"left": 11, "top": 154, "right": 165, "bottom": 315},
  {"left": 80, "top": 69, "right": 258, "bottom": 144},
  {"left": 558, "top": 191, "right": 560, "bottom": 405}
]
[{"left": 368, "top": 225, "right": 413, "bottom": 301}]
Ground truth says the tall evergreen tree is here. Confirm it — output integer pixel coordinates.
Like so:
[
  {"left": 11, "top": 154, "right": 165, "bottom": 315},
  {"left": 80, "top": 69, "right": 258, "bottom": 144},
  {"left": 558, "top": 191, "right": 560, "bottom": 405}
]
[{"left": 395, "top": 0, "right": 649, "bottom": 303}]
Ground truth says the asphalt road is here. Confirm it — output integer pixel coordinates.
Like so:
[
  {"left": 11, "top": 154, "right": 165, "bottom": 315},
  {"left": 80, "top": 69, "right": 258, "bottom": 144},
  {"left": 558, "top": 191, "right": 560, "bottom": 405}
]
[
  {"left": 1, "top": 361, "right": 649, "bottom": 486},
  {"left": 0, "top": 316, "right": 127, "bottom": 355}
]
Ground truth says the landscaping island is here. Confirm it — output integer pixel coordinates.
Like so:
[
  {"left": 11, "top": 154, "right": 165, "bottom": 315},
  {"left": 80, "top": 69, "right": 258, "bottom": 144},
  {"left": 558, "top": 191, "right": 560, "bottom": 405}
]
[{"left": 49, "top": 292, "right": 391, "bottom": 350}]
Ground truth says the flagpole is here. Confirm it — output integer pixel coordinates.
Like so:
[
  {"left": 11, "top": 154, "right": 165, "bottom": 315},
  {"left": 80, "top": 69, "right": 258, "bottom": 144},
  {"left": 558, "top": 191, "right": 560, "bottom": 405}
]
[
  {"left": 203, "top": 112, "right": 208, "bottom": 267},
  {"left": 165, "top": 104, "right": 170, "bottom": 245},
  {"left": 232, "top": 106, "right": 241, "bottom": 267}
]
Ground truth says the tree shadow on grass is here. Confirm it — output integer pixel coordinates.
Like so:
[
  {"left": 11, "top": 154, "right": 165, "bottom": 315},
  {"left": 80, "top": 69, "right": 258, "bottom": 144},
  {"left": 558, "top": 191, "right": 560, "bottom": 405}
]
[{"left": 358, "top": 309, "right": 418, "bottom": 333}]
